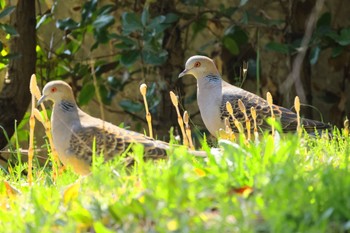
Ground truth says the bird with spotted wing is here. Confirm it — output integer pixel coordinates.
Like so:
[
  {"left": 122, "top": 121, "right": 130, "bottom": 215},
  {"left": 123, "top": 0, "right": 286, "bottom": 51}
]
[
  {"left": 38, "top": 80, "right": 206, "bottom": 175},
  {"left": 179, "top": 55, "right": 331, "bottom": 136}
]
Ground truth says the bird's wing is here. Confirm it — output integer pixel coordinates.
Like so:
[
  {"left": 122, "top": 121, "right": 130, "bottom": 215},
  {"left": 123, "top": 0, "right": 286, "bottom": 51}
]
[
  {"left": 220, "top": 84, "right": 330, "bottom": 133},
  {"left": 68, "top": 123, "right": 168, "bottom": 165}
]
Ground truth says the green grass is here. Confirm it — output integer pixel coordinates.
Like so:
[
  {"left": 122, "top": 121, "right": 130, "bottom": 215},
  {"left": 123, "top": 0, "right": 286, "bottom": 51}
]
[{"left": 1, "top": 130, "right": 350, "bottom": 233}]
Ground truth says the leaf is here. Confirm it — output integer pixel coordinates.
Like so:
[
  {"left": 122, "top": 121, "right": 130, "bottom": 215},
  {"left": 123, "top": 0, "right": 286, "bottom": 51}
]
[
  {"left": 337, "top": 28, "right": 350, "bottom": 46},
  {"left": 180, "top": 0, "right": 204, "bottom": 6},
  {"left": 239, "top": 0, "right": 249, "bottom": 6},
  {"left": 36, "top": 13, "right": 52, "bottom": 29},
  {"left": 316, "top": 12, "right": 331, "bottom": 28},
  {"left": 56, "top": 18, "right": 80, "bottom": 30},
  {"left": 223, "top": 37, "right": 239, "bottom": 55},
  {"left": 120, "top": 50, "right": 139, "bottom": 67},
  {"left": 309, "top": 46, "right": 321, "bottom": 65},
  {"left": 331, "top": 46, "right": 343, "bottom": 58},
  {"left": 142, "top": 49, "right": 168, "bottom": 65},
  {"left": 265, "top": 42, "right": 290, "bottom": 54},
  {"left": 0, "top": 6, "right": 15, "bottom": 19},
  {"left": 81, "top": 0, "right": 98, "bottom": 23},
  {"left": 147, "top": 15, "right": 166, "bottom": 30},
  {"left": 164, "top": 13, "right": 179, "bottom": 24},
  {"left": 0, "top": 24, "right": 18, "bottom": 36},
  {"left": 93, "top": 221, "right": 115, "bottom": 233},
  {"left": 78, "top": 83, "right": 95, "bottom": 106},
  {"left": 93, "top": 14, "right": 115, "bottom": 32},
  {"left": 141, "top": 7, "right": 149, "bottom": 26},
  {"left": 121, "top": 12, "right": 143, "bottom": 35},
  {"left": 224, "top": 26, "right": 248, "bottom": 45},
  {"left": 63, "top": 182, "right": 80, "bottom": 205},
  {"left": 219, "top": 6, "right": 238, "bottom": 18},
  {"left": 119, "top": 100, "right": 143, "bottom": 112},
  {"left": 192, "top": 15, "right": 207, "bottom": 36}
]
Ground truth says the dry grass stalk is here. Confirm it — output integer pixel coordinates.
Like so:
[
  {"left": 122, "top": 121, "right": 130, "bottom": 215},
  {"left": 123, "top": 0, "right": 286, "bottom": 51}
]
[
  {"left": 140, "top": 84, "right": 153, "bottom": 138},
  {"left": 344, "top": 117, "right": 349, "bottom": 137},
  {"left": 238, "top": 99, "right": 251, "bottom": 141},
  {"left": 266, "top": 92, "right": 275, "bottom": 137},
  {"left": 170, "top": 91, "right": 189, "bottom": 146},
  {"left": 28, "top": 74, "right": 37, "bottom": 185},
  {"left": 30, "top": 75, "right": 61, "bottom": 180},
  {"left": 294, "top": 96, "right": 302, "bottom": 137},
  {"left": 250, "top": 107, "right": 259, "bottom": 142},
  {"left": 183, "top": 111, "right": 195, "bottom": 149},
  {"left": 226, "top": 101, "right": 245, "bottom": 137}
]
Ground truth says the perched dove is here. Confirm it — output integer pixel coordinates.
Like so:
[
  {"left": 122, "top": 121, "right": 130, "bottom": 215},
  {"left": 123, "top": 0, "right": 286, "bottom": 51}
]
[
  {"left": 179, "top": 55, "right": 331, "bottom": 136},
  {"left": 38, "top": 80, "right": 205, "bottom": 175}
]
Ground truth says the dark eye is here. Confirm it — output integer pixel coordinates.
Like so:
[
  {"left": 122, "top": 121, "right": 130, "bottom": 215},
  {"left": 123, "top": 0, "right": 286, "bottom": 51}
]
[
  {"left": 51, "top": 87, "right": 57, "bottom": 93},
  {"left": 194, "top": 61, "right": 201, "bottom": 68}
]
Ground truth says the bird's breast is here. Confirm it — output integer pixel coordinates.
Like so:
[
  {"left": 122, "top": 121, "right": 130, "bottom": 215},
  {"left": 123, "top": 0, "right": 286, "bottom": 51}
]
[{"left": 197, "top": 87, "right": 224, "bottom": 136}]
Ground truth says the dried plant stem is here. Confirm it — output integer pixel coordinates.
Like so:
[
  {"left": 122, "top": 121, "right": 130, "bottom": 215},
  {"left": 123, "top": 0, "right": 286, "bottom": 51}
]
[
  {"left": 344, "top": 118, "right": 349, "bottom": 137},
  {"left": 266, "top": 92, "right": 275, "bottom": 137},
  {"left": 183, "top": 111, "right": 194, "bottom": 149},
  {"left": 140, "top": 84, "right": 153, "bottom": 138},
  {"left": 170, "top": 91, "right": 189, "bottom": 146},
  {"left": 238, "top": 99, "right": 251, "bottom": 141},
  {"left": 226, "top": 101, "right": 245, "bottom": 137},
  {"left": 30, "top": 75, "right": 61, "bottom": 181},
  {"left": 294, "top": 96, "right": 302, "bottom": 137},
  {"left": 251, "top": 107, "right": 259, "bottom": 142},
  {"left": 28, "top": 93, "right": 35, "bottom": 185}
]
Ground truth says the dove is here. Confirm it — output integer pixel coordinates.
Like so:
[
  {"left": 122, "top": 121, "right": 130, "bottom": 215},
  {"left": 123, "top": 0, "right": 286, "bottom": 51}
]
[
  {"left": 179, "top": 55, "right": 331, "bottom": 136},
  {"left": 37, "top": 80, "right": 205, "bottom": 175}
]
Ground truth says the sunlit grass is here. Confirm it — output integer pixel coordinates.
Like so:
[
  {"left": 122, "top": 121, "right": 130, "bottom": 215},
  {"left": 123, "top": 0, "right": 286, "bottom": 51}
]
[{"left": 1, "top": 129, "right": 350, "bottom": 232}]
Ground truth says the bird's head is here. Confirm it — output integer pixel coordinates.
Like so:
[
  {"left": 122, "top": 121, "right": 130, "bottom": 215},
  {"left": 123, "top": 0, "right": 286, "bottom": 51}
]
[
  {"left": 37, "top": 80, "right": 75, "bottom": 105},
  {"left": 178, "top": 55, "right": 220, "bottom": 79}
]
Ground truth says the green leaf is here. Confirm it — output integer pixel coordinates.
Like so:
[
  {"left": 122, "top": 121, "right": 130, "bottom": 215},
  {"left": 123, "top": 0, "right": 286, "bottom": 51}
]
[
  {"left": 317, "top": 12, "right": 331, "bottom": 28},
  {"left": 337, "top": 28, "right": 350, "bottom": 46},
  {"left": 224, "top": 25, "right": 248, "bottom": 45},
  {"left": 93, "top": 221, "right": 115, "bottom": 233},
  {"left": 219, "top": 6, "right": 238, "bottom": 18},
  {"left": 239, "top": 0, "right": 249, "bottom": 6},
  {"left": 192, "top": 15, "right": 207, "bottom": 36},
  {"left": 0, "top": 6, "right": 15, "bottom": 19},
  {"left": 78, "top": 83, "right": 95, "bottom": 106},
  {"left": 142, "top": 49, "right": 168, "bottom": 65},
  {"left": 331, "top": 46, "right": 343, "bottom": 58},
  {"left": 81, "top": 0, "right": 98, "bottom": 23},
  {"left": 309, "top": 46, "right": 321, "bottom": 65},
  {"left": 119, "top": 99, "right": 143, "bottom": 112},
  {"left": 265, "top": 42, "right": 290, "bottom": 54},
  {"left": 180, "top": 0, "right": 204, "bottom": 6},
  {"left": 36, "top": 13, "right": 52, "bottom": 29},
  {"left": 0, "top": 24, "right": 17, "bottom": 36},
  {"left": 121, "top": 12, "right": 143, "bottom": 35},
  {"left": 223, "top": 37, "right": 239, "bottom": 55},
  {"left": 147, "top": 15, "right": 166, "bottom": 30},
  {"left": 164, "top": 13, "right": 179, "bottom": 24},
  {"left": 120, "top": 50, "right": 139, "bottom": 67},
  {"left": 141, "top": 7, "right": 149, "bottom": 26},
  {"left": 93, "top": 15, "right": 115, "bottom": 32},
  {"left": 56, "top": 18, "right": 80, "bottom": 30}
]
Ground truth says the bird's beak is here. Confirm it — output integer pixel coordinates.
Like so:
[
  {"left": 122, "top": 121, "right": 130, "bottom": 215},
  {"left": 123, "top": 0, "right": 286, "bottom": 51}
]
[
  {"left": 178, "top": 69, "right": 189, "bottom": 78},
  {"left": 37, "top": 95, "right": 47, "bottom": 106}
]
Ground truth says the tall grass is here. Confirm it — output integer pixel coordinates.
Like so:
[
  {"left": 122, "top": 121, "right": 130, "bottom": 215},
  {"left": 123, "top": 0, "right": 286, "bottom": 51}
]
[{"left": 1, "top": 129, "right": 350, "bottom": 232}]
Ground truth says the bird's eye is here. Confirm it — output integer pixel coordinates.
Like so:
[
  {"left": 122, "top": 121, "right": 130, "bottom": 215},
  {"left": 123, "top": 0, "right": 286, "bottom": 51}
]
[
  {"left": 51, "top": 87, "right": 57, "bottom": 93},
  {"left": 194, "top": 61, "right": 201, "bottom": 68}
]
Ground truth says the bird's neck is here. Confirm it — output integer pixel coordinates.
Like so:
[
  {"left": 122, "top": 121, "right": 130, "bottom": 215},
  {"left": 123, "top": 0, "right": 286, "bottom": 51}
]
[
  {"left": 57, "top": 100, "right": 77, "bottom": 113},
  {"left": 197, "top": 74, "right": 222, "bottom": 89}
]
